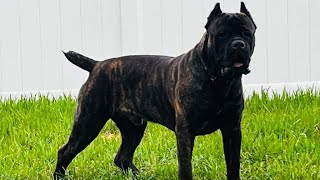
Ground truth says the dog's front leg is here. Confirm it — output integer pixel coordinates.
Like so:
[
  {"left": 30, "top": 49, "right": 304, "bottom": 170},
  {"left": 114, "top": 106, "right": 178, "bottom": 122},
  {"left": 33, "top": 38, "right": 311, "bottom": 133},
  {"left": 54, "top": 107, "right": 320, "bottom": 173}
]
[
  {"left": 221, "top": 125, "right": 241, "bottom": 180},
  {"left": 175, "top": 120, "right": 195, "bottom": 180}
]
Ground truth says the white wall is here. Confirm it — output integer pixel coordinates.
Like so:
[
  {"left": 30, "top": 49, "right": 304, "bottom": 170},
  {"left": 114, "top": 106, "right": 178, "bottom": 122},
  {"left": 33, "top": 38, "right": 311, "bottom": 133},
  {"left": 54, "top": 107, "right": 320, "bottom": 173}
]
[{"left": 0, "top": 0, "right": 319, "bottom": 98}]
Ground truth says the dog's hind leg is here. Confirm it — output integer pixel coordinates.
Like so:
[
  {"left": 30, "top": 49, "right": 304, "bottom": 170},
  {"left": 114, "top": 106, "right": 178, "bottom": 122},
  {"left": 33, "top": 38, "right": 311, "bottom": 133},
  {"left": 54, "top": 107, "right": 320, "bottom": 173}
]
[
  {"left": 53, "top": 82, "right": 109, "bottom": 179},
  {"left": 113, "top": 117, "right": 147, "bottom": 174}
]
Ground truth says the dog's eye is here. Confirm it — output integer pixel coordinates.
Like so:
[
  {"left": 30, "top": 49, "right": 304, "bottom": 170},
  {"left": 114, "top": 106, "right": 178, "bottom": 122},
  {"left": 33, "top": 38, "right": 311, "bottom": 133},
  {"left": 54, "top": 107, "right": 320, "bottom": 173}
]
[
  {"left": 217, "top": 33, "right": 228, "bottom": 39},
  {"left": 242, "top": 31, "right": 251, "bottom": 38}
]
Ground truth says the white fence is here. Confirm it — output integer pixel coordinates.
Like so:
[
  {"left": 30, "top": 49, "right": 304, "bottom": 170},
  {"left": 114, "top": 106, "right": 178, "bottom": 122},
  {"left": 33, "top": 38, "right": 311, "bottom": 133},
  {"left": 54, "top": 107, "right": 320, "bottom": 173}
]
[{"left": 0, "top": 0, "right": 320, "bottom": 98}]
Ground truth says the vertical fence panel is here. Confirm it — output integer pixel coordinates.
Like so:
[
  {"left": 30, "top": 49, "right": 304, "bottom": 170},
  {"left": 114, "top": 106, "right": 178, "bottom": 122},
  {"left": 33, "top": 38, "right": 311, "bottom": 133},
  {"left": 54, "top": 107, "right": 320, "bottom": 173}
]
[
  {"left": 120, "top": 0, "right": 141, "bottom": 55},
  {"left": 19, "top": 0, "right": 43, "bottom": 92},
  {"left": 142, "top": 0, "right": 163, "bottom": 54},
  {"left": 223, "top": 0, "right": 240, "bottom": 13},
  {"left": 241, "top": 0, "right": 268, "bottom": 84},
  {"left": 0, "top": 0, "right": 22, "bottom": 93},
  {"left": 310, "top": 0, "right": 320, "bottom": 81},
  {"left": 100, "top": 0, "right": 122, "bottom": 58},
  {"left": 60, "top": 0, "right": 87, "bottom": 90},
  {"left": 39, "top": 0, "right": 63, "bottom": 91},
  {"left": 181, "top": 0, "right": 205, "bottom": 52},
  {"left": 266, "top": 0, "right": 289, "bottom": 83},
  {"left": 80, "top": 0, "right": 103, "bottom": 59},
  {"left": 161, "top": 0, "right": 183, "bottom": 56},
  {"left": 288, "top": 0, "right": 310, "bottom": 82}
]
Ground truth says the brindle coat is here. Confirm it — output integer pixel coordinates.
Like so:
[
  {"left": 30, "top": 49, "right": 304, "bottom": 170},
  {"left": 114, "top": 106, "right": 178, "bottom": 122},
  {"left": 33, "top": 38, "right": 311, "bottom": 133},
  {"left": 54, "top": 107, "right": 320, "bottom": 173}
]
[{"left": 54, "top": 2, "right": 256, "bottom": 180}]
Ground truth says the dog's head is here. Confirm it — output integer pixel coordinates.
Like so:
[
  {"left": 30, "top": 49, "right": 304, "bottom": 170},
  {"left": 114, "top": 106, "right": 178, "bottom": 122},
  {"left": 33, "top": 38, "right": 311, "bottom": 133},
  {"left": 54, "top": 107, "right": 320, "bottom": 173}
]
[{"left": 200, "top": 2, "right": 256, "bottom": 79}]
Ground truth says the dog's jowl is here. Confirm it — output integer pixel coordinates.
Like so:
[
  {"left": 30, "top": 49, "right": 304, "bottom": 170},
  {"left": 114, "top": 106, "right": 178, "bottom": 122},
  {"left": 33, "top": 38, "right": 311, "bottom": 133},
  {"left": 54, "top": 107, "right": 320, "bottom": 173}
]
[{"left": 54, "top": 2, "right": 256, "bottom": 180}]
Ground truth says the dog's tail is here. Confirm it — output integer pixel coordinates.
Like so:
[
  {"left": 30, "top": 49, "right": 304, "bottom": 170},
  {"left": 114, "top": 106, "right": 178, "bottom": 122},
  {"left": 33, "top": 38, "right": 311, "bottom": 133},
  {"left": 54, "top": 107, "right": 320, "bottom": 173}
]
[{"left": 63, "top": 51, "right": 97, "bottom": 72}]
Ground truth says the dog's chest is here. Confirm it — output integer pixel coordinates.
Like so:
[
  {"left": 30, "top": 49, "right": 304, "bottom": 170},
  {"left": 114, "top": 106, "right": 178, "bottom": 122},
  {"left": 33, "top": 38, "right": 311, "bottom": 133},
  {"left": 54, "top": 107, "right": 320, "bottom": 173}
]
[
  {"left": 186, "top": 81, "right": 243, "bottom": 135},
  {"left": 190, "top": 97, "right": 224, "bottom": 135}
]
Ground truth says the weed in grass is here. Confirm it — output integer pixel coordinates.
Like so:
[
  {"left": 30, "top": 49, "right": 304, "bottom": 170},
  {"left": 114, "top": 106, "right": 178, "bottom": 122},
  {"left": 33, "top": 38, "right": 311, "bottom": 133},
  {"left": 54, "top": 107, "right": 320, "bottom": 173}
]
[{"left": 0, "top": 90, "right": 319, "bottom": 179}]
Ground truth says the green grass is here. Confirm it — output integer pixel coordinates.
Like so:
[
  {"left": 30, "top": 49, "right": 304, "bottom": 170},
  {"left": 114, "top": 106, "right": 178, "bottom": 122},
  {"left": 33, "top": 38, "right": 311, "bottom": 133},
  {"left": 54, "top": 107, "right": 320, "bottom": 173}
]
[{"left": 0, "top": 90, "right": 320, "bottom": 179}]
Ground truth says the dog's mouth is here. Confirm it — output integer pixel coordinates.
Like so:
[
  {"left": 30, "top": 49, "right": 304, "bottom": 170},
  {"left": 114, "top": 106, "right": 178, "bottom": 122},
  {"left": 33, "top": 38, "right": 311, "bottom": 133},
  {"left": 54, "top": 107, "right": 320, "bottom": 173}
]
[
  {"left": 220, "top": 62, "right": 251, "bottom": 79},
  {"left": 221, "top": 62, "right": 244, "bottom": 73}
]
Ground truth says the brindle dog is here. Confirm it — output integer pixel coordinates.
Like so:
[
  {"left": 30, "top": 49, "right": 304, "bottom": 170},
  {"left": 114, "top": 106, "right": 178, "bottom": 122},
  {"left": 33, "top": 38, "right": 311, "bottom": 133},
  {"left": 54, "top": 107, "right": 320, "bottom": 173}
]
[{"left": 54, "top": 2, "right": 256, "bottom": 180}]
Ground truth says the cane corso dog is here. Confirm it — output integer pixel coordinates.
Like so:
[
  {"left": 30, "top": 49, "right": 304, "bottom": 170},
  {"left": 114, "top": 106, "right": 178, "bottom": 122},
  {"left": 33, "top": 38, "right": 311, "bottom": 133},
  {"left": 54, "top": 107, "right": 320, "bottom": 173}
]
[{"left": 54, "top": 2, "right": 256, "bottom": 180}]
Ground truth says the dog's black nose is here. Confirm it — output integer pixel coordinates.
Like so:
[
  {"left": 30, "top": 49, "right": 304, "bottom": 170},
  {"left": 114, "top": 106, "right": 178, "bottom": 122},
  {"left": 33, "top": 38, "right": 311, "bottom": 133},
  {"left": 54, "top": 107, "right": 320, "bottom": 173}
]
[{"left": 231, "top": 40, "right": 246, "bottom": 49}]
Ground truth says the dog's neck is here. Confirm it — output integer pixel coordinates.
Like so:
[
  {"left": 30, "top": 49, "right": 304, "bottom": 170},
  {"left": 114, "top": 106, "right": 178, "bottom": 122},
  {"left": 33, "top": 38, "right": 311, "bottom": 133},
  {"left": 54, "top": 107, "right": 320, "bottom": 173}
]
[{"left": 195, "top": 33, "right": 221, "bottom": 82}]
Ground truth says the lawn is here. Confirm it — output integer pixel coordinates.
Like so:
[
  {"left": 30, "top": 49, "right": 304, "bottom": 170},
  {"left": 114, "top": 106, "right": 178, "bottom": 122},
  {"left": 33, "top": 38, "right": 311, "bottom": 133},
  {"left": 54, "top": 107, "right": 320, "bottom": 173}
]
[{"left": 0, "top": 90, "right": 319, "bottom": 179}]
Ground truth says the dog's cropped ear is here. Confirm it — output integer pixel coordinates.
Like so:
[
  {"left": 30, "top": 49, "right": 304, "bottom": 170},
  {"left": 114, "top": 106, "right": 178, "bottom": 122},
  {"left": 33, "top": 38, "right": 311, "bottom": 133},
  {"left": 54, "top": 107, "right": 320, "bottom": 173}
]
[
  {"left": 240, "top": 2, "right": 257, "bottom": 29},
  {"left": 205, "top": 3, "right": 222, "bottom": 29}
]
